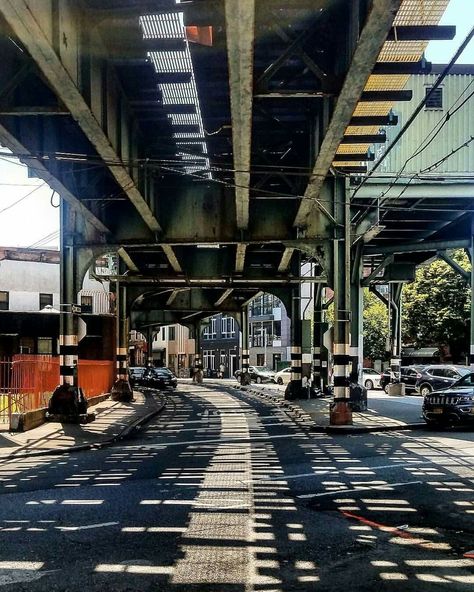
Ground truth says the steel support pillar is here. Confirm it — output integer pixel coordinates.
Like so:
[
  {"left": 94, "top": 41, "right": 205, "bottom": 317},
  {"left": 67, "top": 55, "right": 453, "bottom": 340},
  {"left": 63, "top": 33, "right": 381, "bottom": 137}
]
[
  {"left": 48, "top": 200, "right": 88, "bottom": 420},
  {"left": 330, "top": 178, "right": 352, "bottom": 425},
  {"left": 146, "top": 327, "right": 154, "bottom": 367},
  {"left": 240, "top": 307, "right": 251, "bottom": 385},
  {"left": 111, "top": 280, "right": 133, "bottom": 401},
  {"left": 350, "top": 254, "right": 364, "bottom": 379},
  {"left": 389, "top": 283, "right": 403, "bottom": 382},
  {"left": 194, "top": 322, "right": 202, "bottom": 374},
  {"left": 470, "top": 230, "right": 474, "bottom": 370},
  {"left": 286, "top": 281, "right": 303, "bottom": 400},
  {"left": 312, "top": 284, "right": 323, "bottom": 390}
]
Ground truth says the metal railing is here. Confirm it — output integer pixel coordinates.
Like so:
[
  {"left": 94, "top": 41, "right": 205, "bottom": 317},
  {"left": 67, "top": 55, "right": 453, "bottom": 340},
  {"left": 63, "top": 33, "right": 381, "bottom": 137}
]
[{"left": 0, "top": 355, "right": 114, "bottom": 427}]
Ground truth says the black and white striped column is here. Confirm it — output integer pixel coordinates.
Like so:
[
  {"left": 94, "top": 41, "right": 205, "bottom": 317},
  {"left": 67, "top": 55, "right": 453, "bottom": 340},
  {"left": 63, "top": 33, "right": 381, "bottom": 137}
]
[
  {"left": 390, "top": 355, "right": 401, "bottom": 381},
  {"left": 241, "top": 349, "right": 249, "bottom": 372},
  {"left": 350, "top": 346, "right": 360, "bottom": 382},
  {"left": 116, "top": 347, "right": 128, "bottom": 381},
  {"left": 59, "top": 334, "right": 78, "bottom": 387},
  {"left": 333, "top": 343, "right": 350, "bottom": 400},
  {"left": 291, "top": 346, "right": 302, "bottom": 383},
  {"left": 312, "top": 346, "right": 321, "bottom": 381}
]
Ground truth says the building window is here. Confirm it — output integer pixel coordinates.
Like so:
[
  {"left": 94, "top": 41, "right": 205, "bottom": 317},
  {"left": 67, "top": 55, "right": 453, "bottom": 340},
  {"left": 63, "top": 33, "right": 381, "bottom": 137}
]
[
  {"left": 203, "top": 350, "right": 215, "bottom": 370},
  {"left": 39, "top": 293, "right": 53, "bottom": 310},
  {"left": 37, "top": 337, "right": 53, "bottom": 354},
  {"left": 161, "top": 327, "right": 166, "bottom": 340},
  {"left": 221, "top": 316, "right": 236, "bottom": 338},
  {"left": 0, "top": 291, "right": 8, "bottom": 311},
  {"left": 81, "top": 295, "right": 93, "bottom": 313},
  {"left": 169, "top": 326, "right": 176, "bottom": 341},
  {"left": 256, "top": 353, "right": 265, "bottom": 366},
  {"left": 203, "top": 317, "right": 217, "bottom": 340},
  {"left": 425, "top": 86, "right": 443, "bottom": 110}
]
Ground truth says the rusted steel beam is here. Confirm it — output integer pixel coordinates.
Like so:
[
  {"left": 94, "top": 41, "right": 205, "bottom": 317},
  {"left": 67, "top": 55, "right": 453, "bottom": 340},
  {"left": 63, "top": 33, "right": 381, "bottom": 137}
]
[
  {"left": 0, "top": 0, "right": 161, "bottom": 233},
  {"left": 293, "top": 0, "right": 402, "bottom": 228},
  {"left": 225, "top": 0, "right": 255, "bottom": 230}
]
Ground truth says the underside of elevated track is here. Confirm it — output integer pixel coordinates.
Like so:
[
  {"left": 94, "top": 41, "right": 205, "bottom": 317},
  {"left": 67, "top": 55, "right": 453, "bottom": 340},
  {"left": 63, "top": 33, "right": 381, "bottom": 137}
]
[{"left": 0, "top": 0, "right": 470, "bottom": 423}]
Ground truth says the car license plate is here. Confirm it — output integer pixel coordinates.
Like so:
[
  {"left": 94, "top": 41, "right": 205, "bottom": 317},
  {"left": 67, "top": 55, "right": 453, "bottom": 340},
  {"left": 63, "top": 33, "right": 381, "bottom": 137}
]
[{"left": 432, "top": 407, "right": 443, "bottom": 414}]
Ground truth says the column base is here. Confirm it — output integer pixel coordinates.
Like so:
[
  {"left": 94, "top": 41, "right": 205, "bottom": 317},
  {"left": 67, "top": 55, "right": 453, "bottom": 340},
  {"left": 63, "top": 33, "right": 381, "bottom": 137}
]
[
  {"left": 111, "top": 379, "right": 134, "bottom": 402},
  {"left": 329, "top": 400, "right": 353, "bottom": 425},
  {"left": 47, "top": 384, "right": 91, "bottom": 423},
  {"left": 240, "top": 372, "right": 251, "bottom": 386}
]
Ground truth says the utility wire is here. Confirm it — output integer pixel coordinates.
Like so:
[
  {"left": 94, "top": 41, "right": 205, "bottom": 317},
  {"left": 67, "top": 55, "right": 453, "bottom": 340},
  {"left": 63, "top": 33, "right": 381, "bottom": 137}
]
[{"left": 351, "top": 24, "right": 474, "bottom": 205}]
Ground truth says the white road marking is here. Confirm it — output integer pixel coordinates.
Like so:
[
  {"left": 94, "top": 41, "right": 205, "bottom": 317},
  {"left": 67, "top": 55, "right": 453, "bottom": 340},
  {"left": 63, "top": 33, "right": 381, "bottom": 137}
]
[
  {"left": 297, "top": 480, "right": 423, "bottom": 499},
  {"left": 55, "top": 522, "right": 118, "bottom": 531},
  {"left": 245, "top": 461, "right": 431, "bottom": 483},
  {"left": 122, "top": 432, "right": 307, "bottom": 449}
]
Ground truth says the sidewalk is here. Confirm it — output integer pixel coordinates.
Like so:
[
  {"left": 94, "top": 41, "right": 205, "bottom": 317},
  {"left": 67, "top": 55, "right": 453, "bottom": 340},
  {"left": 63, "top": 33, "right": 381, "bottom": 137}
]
[
  {"left": 235, "top": 382, "right": 426, "bottom": 434},
  {"left": 0, "top": 390, "right": 165, "bottom": 459}
]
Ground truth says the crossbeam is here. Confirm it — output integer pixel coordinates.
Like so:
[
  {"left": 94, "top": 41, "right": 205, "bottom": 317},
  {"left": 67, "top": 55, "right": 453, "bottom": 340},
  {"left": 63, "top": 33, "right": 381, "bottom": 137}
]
[
  {"left": 225, "top": 0, "right": 255, "bottom": 230},
  {"left": 0, "top": 0, "right": 161, "bottom": 234},
  {"left": 293, "top": 0, "right": 402, "bottom": 228}
]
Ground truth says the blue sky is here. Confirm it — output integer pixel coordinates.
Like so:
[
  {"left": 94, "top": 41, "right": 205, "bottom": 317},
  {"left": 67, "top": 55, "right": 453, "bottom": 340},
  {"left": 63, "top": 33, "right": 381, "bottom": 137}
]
[{"left": 0, "top": 0, "right": 472, "bottom": 249}]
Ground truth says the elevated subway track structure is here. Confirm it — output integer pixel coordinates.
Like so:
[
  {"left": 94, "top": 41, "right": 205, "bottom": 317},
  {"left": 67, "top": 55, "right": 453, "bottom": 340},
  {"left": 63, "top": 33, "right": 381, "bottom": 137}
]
[{"left": 0, "top": 0, "right": 461, "bottom": 424}]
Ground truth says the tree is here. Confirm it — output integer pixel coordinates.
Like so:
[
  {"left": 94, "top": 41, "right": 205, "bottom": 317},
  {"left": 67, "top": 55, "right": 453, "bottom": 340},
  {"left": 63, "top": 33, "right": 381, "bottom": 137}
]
[
  {"left": 402, "top": 250, "right": 471, "bottom": 361},
  {"left": 363, "top": 288, "right": 388, "bottom": 361}
]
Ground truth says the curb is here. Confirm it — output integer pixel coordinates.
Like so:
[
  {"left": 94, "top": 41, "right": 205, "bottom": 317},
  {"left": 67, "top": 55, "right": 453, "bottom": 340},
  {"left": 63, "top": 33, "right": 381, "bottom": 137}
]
[
  {"left": 229, "top": 384, "right": 427, "bottom": 435},
  {"left": 325, "top": 422, "right": 427, "bottom": 435},
  {"left": 0, "top": 391, "right": 167, "bottom": 462}
]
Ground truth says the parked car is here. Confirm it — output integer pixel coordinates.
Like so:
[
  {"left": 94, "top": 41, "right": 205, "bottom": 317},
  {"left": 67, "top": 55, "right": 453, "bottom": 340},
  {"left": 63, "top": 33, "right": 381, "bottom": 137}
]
[
  {"left": 422, "top": 372, "right": 474, "bottom": 427},
  {"left": 143, "top": 367, "right": 178, "bottom": 389},
  {"left": 234, "top": 366, "right": 276, "bottom": 384},
  {"left": 128, "top": 366, "right": 146, "bottom": 387},
  {"left": 362, "top": 368, "right": 381, "bottom": 390},
  {"left": 275, "top": 367, "right": 292, "bottom": 385},
  {"left": 415, "top": 365, "right": 471, "bottom": 396},
  {"left": 380, "top": 365, "right": 426, "bottom": 394}
]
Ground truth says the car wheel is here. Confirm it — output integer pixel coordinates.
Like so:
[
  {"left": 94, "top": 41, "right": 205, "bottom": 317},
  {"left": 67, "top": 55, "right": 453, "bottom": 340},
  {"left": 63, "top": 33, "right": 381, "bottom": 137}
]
[
  {"left": 364, "top": 379, "right": 374, "bottom": 390},
  {"left": 420, "top": 384, "right": 432, "bottom": 396},
  {"left": 383, "top": 384, "right": 390, "bottom": 394},
  {"left": 277, "top": 377, "right": 283, "bottom": 385},
  {"left": 256, "top": 376, "right": 262, "bottom": 384}
]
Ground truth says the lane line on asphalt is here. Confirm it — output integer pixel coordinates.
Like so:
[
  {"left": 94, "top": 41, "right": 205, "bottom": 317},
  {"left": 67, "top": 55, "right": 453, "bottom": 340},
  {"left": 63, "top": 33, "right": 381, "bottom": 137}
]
[
  {"left": 122, "top": 432, "right": 308, "bottom": 450},
  {"left": 245, "top": 462, "right": 431, "bottom": 483},
  {"left": 55, "top": 522, "right": 119, "bottom": 531},
  {"left": 297, "top": 480, "right": 423, "bottom": 499}
]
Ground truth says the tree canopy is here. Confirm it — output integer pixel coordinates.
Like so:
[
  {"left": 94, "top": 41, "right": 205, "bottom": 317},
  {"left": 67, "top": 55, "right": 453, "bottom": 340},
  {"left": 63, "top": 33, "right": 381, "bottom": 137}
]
[
  {"left": 363, "top": 288, "right": 388, "bottom": 361},
  {"left": 402, "top": 250, "right": 471, "bottom": 360}
]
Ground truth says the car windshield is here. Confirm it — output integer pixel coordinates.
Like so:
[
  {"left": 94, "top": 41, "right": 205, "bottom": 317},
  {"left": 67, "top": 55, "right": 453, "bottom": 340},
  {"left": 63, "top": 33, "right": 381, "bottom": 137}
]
[
  {"left": 454, "top": 373, "right": 474, "bottom": 387},
  {"left": 254, "top": 366, "right": 271, "bottom": 372}
]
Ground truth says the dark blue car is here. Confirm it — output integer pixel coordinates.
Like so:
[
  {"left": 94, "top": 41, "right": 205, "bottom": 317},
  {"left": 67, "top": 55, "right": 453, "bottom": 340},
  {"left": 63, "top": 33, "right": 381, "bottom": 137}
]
[{"left": 415, "top": 365, "right": 470, "bottom": 396}]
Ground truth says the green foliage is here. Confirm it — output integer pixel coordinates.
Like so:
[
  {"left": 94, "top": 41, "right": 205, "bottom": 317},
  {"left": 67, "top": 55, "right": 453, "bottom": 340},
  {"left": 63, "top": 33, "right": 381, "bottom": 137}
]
[
  {"left": 363, "top": 288, "right": 388, "bottom": 360},
  {"left": 402, "top": 250, "right": 471, "bottom": 358}
]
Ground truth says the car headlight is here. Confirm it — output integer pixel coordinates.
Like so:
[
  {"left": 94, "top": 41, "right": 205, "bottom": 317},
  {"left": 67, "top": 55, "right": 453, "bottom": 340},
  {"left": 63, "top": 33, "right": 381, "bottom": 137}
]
[{"left": 457, "top": 397, "right": 473, "bottom": 404}]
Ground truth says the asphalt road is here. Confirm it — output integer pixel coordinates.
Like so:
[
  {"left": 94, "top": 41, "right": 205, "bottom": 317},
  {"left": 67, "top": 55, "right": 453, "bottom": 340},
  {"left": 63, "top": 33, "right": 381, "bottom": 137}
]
[{"left": 0, "top": 382, "right": 473, "bottom": 591}]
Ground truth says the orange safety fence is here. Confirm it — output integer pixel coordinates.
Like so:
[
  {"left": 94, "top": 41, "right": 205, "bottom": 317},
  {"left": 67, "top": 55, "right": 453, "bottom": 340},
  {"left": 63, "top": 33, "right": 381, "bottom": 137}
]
[{"left": 0, "top": 355, "right": 115, "bottom": 426}]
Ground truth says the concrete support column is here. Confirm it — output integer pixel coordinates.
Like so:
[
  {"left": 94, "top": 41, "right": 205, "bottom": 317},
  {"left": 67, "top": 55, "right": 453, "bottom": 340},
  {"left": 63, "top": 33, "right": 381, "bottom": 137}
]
[
  {"left": 330, "top": 177, "right": 352, "bottom": 425},
  {"left": 111, "top": 281, "right": 133, "bottom": 401}
]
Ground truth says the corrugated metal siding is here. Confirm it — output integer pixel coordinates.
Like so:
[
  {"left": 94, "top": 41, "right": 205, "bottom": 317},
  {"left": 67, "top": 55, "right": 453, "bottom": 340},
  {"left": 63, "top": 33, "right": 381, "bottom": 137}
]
[{"left": 380, "top": 73, "right": 474, "bottom": 174}]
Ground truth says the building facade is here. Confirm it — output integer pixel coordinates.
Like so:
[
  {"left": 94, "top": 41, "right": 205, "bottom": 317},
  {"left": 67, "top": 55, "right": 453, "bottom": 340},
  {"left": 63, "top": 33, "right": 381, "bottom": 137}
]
[
  {"left": 0, "top": 247, "right": 114, "bottom": 358},
  {"left": 201, "top": 314, "right": 239, "bottom": 377},
  {"left": 248, "top": 293, "right": 291, "bottom": 370},
  {"left": 152, "top": 324, "right": 196, "bottom": 377}
]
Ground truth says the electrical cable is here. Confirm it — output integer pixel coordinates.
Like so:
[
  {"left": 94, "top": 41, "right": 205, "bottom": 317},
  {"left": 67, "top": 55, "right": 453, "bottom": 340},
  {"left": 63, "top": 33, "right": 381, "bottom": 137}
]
[{"left": 351, "top": 24, "right": 474, "bottom": 205}]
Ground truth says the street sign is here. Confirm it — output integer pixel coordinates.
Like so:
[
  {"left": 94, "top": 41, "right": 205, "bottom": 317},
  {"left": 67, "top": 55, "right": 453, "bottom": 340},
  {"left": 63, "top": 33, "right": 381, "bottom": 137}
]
[
  {"left": 78, "top": 318, "right": 87, "bottom": 342},
  {"left": 71, "top": 304, "right": 82, "bottom": 314}
]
